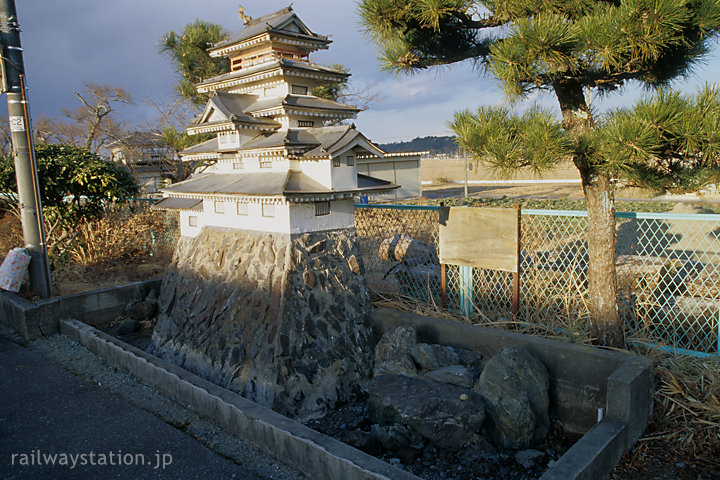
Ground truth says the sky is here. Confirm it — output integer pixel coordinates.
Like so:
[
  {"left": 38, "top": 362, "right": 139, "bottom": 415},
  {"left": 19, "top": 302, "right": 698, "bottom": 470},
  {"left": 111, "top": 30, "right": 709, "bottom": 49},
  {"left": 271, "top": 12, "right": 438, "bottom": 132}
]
[{"left": 11, "top": 0, "right": 720, "bottom": 144}]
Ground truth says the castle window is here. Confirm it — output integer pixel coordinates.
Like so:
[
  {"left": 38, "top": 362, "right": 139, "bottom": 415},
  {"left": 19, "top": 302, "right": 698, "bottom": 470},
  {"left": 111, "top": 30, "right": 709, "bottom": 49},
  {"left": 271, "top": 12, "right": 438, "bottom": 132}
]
[
  {"left": 346, "top": 155, "right": 354, "bottom": 166},
  {"left": 315, "top": 201, "right": 330, "bottom": 216},
  {"left": 262, "top": 204, "right": 275, "bottom": 218},
  {"left": 188, "top": 216, "right": 198, "bottom": 227},
  {"left": 332, "top": 157, "right": 341, "bottom": 167},
  {"left": 214, "top": 201, "right": 225, "bottom": 214},
  {"left": 236, "top": 203, "right": 248, "bottom": 215},
  {"left": 233, "top": 161, "right": 243, "bottom": 170},
  {"left": 291, "top": 84, "right": 308, "bottom": 95},
  {"left": 298, "top": 120, "right": 314, "bottom": 128},
  {"left": 260, "top": 159, "right": 273, "bottom": 168}
]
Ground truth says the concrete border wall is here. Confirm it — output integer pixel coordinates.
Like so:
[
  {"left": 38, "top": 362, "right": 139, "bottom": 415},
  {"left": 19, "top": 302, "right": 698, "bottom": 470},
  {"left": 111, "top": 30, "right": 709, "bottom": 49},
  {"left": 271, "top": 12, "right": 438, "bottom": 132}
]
[
  {"left": 0, "top": 279, "right": 161, "bottom": 340},
  {"left": 59, "top": 318, "right": 420, "bottom": 480}
]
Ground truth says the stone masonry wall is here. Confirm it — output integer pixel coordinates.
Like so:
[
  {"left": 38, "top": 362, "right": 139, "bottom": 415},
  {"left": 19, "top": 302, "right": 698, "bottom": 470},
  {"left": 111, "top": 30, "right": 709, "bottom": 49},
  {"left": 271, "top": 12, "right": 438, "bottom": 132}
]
[{"left": 149, "top": 227, "right": 374, "bottom": 420}]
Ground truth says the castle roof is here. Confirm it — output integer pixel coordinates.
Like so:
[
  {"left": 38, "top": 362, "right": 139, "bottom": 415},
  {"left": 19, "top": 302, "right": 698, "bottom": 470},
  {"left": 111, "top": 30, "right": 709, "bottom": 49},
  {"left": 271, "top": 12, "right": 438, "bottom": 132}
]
[
  {"left": 228, "top": 125, "right": 384, "bottom": 158},
  {"left": 160, "top": 169, "right": 396, "bottom": 201},
  {"left": 196, "top": 58, "right": 349, "bottom": 93},
  {"left": 209, "top": 7, "right": 331, "bottom": 57}
]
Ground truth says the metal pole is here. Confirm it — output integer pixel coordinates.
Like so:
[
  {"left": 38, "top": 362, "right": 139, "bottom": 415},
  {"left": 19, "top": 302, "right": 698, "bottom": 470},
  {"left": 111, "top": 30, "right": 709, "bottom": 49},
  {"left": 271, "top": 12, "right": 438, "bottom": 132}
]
[
  {"left": 0, "top": 0, "right": 52, "bottom": 297},
  {"left": 511, "top": 204, "right": 521, "bottom": 317},
  {"left": 463, "top": 148, "right": 468, "bottom": 199}
]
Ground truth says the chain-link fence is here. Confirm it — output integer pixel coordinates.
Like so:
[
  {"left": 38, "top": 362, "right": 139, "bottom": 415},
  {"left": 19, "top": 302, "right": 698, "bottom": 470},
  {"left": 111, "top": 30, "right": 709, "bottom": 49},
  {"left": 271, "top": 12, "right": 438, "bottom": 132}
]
[{"left": 355, "top": 204, "right": 720, "bottom": 356}]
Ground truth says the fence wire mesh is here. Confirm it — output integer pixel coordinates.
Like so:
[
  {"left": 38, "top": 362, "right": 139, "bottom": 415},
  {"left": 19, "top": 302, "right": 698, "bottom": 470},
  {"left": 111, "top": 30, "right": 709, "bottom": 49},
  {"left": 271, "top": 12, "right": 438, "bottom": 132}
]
[{"left": 354, "top": 204, "right": 720, "bottom": 356}]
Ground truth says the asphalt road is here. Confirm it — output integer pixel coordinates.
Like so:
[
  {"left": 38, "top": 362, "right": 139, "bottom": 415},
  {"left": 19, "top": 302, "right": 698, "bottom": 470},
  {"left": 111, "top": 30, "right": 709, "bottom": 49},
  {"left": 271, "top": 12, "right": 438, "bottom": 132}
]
[{"left": 0, "top": 335, "right": 259, "bottom": 480}]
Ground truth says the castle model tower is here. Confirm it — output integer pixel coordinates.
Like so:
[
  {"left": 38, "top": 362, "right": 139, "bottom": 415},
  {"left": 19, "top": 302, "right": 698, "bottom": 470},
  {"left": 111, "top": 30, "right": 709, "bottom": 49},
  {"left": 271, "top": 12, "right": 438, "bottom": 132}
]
[
  {"left": 155, "top": 6, "right": 396, "bottom": 237},
  {"left": 150, "top": 7, "right": 393, "bottom": 419}
]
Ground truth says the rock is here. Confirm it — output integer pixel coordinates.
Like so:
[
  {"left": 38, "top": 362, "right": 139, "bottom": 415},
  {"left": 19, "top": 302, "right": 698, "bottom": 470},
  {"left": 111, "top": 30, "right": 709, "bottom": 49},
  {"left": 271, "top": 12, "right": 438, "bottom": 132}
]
[
  {"left": 117, "top": 318, "right": 140, "bottom": 335},
  {"left": 145, "top": 289, "right": 158, "bottom": 301},
  {"left": 344, "top": 429, "right": 381, "bottom": 455},
  {"left": 307, "top": 238, "right": 326, "bottom": 254},
  {"left": 375, "top": 326, "right": 418, "bottom": 365},
  {"left": 366, "top": 374, "right": 485, "bottom": 451},
  {"left": 149, "top": 228, "right": 374, "bottom": 420},
  {"left": 347, "top": 254, "right": 362, "bottom": 275},
  {"left": 424, "top": 365, "right": 476, "bottom": 388},
  {"left": 375, "top": 354, "right": 418, "bottom": 377},
  {"left": 474, "top": 347, "right": 550, "bottom": 449},
  {"left": 457, "top": 348, "right": 484, "bottom": 373},
  {"left": 302, "top": 270, "right": 316, "bottom": 288},
  {"left": 396, "top": 446, "right": 422, "bottom": 465},
  {"left": 370, "top": 424, "right": 423, "bottom": 450},
  {"left": 412, "top": 343, "right": 440, "bottom": 370},
  {"left": 128, "top": 300, "right": 157, "bottom": 321},
  {"left": 378, "top": 234, "right": 438, "bottom": 265},
  {"left": 515, "top": 449, "right": 545, "bottom": 468},
  {"left": 431, "top": 344, "right": 460, "bottom": 366}
]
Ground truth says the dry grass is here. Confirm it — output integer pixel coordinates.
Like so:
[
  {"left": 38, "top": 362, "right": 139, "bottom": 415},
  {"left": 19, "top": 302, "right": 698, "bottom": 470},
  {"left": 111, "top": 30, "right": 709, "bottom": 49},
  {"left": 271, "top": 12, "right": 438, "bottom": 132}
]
[
  {"left": 0, "top": 203, "right": 178, "bottom": 298},
  {"left": 68, "top": 205, "right": 177, "bottom": 266}
]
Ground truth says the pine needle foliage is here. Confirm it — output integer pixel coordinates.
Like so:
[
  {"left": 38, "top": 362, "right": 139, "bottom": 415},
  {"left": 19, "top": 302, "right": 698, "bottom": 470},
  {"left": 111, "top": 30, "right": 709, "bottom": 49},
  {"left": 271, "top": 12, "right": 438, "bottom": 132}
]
[{"left": 159, "top": 20, "right": 230, "bottom": 105}]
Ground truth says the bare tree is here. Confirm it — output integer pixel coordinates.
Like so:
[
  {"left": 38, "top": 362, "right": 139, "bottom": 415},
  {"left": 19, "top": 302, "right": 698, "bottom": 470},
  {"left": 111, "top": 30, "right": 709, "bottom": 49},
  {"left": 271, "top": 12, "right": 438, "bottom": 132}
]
[{"left": 53, "top": 82, "right": 133, "bottom": 153}]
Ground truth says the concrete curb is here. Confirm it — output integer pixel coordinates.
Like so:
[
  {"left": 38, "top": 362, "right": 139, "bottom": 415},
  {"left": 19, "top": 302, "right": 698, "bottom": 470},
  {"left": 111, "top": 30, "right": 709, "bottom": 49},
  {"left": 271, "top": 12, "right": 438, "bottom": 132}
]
[
  {"left": 59, "top": 318, "right": 420, "bottom": 480},
  {"left": 0, "top": 279, "right": 161, "bottom": 341}
]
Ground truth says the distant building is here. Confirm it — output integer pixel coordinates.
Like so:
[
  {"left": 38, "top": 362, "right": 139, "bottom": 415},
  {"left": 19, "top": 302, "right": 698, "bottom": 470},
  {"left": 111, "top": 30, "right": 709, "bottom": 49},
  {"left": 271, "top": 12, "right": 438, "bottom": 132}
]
[
  {"left": 154, "top": 6, "right": 425, "bottom": 237},
  {"left": 108, "top": 132, "right": 176, "bottom": 196}
]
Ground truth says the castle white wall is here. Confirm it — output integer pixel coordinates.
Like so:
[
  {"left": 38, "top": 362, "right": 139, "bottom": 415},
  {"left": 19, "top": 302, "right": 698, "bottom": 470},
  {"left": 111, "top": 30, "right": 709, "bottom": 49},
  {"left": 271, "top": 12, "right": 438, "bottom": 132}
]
[
  {"left": 288, "top": 199, "right": 354, "bottom": 234},
  {"left": 330, "top": 153, "right": 358, "bottom": 190},
  {"left": 176, "top": 198, "right": 354, "bottom": 237},
  {"left": 293, "top": 158, "right": 332, "bottom": 188}
]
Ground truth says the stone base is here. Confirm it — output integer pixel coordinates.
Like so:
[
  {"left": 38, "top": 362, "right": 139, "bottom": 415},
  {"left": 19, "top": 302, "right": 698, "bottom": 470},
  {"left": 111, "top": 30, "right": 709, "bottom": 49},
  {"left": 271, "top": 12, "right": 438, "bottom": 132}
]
[{"left": 149, "top": 227, "right": 373, "bottom": 420}]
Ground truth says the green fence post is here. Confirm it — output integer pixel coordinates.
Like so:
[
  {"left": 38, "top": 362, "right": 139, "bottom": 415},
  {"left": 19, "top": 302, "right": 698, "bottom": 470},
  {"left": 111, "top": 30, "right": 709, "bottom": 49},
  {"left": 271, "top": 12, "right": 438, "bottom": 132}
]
[{"left": 460, "top": 265, "right": 474, "bottom": 316}]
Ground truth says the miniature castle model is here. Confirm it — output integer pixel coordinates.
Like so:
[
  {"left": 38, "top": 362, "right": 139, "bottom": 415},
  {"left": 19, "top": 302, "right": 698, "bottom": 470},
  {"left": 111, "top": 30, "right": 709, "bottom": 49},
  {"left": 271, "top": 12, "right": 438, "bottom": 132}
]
[{"left": 155, "top": 6, "right": 397, "bottom": 237}]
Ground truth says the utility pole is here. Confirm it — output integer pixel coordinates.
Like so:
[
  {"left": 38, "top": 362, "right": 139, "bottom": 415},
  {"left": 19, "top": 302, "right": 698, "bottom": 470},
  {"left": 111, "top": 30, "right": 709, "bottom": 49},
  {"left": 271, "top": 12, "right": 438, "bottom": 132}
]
[{"left": 0, "top": 0, "right": 52, "bottom": 298}]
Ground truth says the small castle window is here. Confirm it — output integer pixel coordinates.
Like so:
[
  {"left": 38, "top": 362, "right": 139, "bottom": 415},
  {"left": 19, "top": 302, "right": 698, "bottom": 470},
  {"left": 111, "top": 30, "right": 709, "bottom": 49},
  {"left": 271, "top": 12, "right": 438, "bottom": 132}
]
[
  {"left": 332, "top": 157, "right": 341, "bottom": 167},
  {"left": 262, "top": 204, "right": 275, "bottom": 218},
  {"left": 260, "top": 159, "right": 273, "bottom": 168},
  {"left": 346, "top": 155, "right": 354, "bottom": 166},
  {"left": 237, "top": 203, "right": 248, "bottom": 215},
  {"left": 188, "top": 216, "right": 198, "bottom": 227},
  {"left": 298, "top": 120, "right": 314, "bottom": 128},
  {"left": 315, "top": 201, "right": 330, "bottom": 216},
  {"left": 291, "top": 84, "right": 308, "bottom": 95},
  {"left": 233, "top": 161, "right": 243, "bottom": 170},
  {"left": 214, "top": 201, "right": 225, "bottom": 214}
]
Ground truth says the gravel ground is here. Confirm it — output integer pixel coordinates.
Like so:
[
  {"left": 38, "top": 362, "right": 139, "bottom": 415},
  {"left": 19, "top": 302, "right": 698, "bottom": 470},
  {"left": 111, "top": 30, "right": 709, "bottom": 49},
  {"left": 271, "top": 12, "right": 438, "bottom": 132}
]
[{"left": 0, "top": 324, "right": 305, "bottom": 480}]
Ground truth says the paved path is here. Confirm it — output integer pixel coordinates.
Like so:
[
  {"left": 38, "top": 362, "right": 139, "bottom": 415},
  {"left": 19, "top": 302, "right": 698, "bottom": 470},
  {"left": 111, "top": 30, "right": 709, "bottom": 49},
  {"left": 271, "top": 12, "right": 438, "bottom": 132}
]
[{"left": 0, "top": 335, "right": 256, "bottom": 480}]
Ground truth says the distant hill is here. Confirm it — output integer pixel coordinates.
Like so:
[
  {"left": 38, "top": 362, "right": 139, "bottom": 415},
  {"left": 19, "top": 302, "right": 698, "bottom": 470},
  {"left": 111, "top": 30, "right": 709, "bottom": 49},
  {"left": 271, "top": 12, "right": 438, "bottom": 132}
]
[{"left": 379, "top": 136, "right": 458, "bottom": 155}]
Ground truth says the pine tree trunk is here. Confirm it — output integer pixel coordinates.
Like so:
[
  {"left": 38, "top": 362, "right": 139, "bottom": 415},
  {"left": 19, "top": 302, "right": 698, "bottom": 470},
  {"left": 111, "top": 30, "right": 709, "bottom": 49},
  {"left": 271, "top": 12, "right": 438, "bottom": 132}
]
[
  {"left": 581, "top": 171, "right": 624, "bottom": 347},
  {"left": 554, "top": 79, "right": 625, "bottom": 348}
]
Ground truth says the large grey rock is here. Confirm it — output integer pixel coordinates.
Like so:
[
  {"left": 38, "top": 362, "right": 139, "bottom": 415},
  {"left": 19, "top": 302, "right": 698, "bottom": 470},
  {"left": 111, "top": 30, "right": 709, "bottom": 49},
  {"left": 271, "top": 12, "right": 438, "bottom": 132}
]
[
  {"left": 474, "top": 347, "right": 550, "bottom": 449},
  {"left": 431, "top": 344, "right": 460, "bottom": 366},
  {"left": 375, "top": 326, "right": 417, "bottom": 364},
  {"left": 424, "top": 365, "right": 476, "bottom": 388},
  {"left": 117, "top": 318, "right": 140, "bottom": 335},
  {"left": 366, "top": 374, "right": 485, "bottom": 451},
  {"left": 370, "top": 424, "right": 424, "bottom": 450},
  {"left": 128, "top": 300, "right": 157, "bottom": 321},
  {"left": 374, "top": 354, "right": 418, "bottom": 377},
  {"left": 149, "top": 228, "right": 373, "bottom": 420},
  {"left": 412, "top": 343, "right": 440, "bottom": 370}
]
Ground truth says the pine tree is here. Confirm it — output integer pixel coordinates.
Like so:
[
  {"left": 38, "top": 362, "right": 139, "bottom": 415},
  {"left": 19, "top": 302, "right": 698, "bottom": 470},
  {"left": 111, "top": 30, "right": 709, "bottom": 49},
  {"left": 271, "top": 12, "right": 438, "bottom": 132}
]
[
  {"left": 159, "top": 20, "right": 230, "bottom": 105},
  {"left": 360, "top": 0, "right": 720, "bottom": 346}
]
